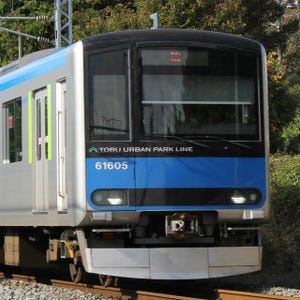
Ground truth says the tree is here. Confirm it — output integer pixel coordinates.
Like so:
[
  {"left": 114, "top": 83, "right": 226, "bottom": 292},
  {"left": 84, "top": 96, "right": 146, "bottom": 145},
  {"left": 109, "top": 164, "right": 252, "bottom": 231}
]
[
  {"left": 0, "top": 1, "right": 299, "bottom": 154},
  {"left": 71, "top": 0, "right": 292, "bottom": 53},
  {"left": 0, "top": 1, "right": 53, "bottom": 65},
  {"left": 0, "top": 0, "right": 293, "bottom": 61},
  {"left": 267, "top": 51, "right": 298, "bottom": 151},
  {"left": 276, "top": 9, "right": 300, "bottom": 153}
]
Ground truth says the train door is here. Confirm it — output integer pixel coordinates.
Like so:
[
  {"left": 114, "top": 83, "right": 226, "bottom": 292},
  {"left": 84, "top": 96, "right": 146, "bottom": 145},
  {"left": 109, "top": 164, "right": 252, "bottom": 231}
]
[
  {"left": 31, "top": 86, "right": 51, "bottom": 212},
  {"left": 57, "top": 80, "right": 68, "bottom": 212}
]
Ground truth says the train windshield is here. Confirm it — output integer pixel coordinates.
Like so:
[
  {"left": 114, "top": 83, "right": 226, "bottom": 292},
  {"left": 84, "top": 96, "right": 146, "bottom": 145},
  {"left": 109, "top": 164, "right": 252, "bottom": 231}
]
[
  {"left": 88, "top": 49, "right": 130, "bottom": 141},
  {"left": 140, "top": 47, "right": 259, "bottom": 140}
]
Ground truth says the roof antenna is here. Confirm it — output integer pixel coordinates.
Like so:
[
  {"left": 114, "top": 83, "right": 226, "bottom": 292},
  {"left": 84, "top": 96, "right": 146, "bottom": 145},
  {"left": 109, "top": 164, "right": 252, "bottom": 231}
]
[{"left": 150, "top": 13, "right": 159, "bottom": 29}]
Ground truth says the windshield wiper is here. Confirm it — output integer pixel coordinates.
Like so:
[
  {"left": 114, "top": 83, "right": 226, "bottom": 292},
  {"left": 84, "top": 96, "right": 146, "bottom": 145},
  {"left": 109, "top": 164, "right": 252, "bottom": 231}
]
[
  {"left": 89, "top": 125, "right": 129, "bottom": 133},
  {"left": 187, "top": 135, "right": 252, "bottom": 150},
  {"left": 161, "top": 135, "right": 211, "bottom": 149}
]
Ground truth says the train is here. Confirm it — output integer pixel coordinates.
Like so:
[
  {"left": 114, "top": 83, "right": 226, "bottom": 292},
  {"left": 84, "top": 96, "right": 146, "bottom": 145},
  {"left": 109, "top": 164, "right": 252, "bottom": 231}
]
[{"left": 0, "top": 28, "right": 269, "bottom": 284}]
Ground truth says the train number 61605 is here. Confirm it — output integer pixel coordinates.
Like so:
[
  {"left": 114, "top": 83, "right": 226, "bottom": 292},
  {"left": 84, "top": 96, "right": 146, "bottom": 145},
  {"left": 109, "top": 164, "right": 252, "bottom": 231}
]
[{"left": 95, "top": 161, "right": 129, "bottom": 170}]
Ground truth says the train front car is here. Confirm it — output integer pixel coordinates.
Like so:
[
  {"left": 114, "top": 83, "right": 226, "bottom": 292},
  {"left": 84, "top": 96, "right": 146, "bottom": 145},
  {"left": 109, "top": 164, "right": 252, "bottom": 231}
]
[{"left": 81, "top": 29, "right": 269, "bottom": 280}]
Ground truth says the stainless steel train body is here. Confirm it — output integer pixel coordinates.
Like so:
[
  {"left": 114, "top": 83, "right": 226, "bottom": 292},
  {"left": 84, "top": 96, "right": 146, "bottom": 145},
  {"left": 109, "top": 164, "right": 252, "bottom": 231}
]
[{"left": 0, "top": 29, "right": 269, "bottom": 280}]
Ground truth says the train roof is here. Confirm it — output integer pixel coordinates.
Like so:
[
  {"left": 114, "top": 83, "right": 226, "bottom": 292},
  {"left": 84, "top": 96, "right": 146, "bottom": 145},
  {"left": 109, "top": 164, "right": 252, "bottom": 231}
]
[
  {"left": 0, "top": 28, "right": 263, "bottom": 77},
  {"left": 0, "top": 48, "right": 58, "bottom": 76},
  {"left": 82, "top": 28, "right": 263, "bottom": 52}
]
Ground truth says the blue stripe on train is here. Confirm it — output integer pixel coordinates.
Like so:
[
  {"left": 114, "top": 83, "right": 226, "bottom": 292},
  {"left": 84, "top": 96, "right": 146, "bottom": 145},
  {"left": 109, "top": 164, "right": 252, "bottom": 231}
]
[
  {"left": 0, "top": 48, "right": 67, "bottom": 91},
  {"left": 86, "top": 157, "right": 267, "bottom": 211}
]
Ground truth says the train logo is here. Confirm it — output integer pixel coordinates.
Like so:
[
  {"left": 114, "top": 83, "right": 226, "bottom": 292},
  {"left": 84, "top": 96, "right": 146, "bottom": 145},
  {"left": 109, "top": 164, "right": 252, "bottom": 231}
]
[{"left": 88, "top": 146, "right": 100, "bottom": 153}]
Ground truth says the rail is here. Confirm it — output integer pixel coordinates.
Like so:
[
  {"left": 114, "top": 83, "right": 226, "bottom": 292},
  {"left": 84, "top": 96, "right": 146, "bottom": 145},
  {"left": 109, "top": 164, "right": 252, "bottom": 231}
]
[{"left": 0, "top": 273, "right": 298, "bottom": 300}]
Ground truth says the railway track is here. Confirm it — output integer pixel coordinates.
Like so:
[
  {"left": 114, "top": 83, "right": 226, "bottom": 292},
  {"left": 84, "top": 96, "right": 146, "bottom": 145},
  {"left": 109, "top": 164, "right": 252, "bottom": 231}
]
[
  {"left": 0, "top": 273, "right": 298, "bottom": 300},
  {"left": 217, "top": 289, "right": 299, "bottom": 300}
]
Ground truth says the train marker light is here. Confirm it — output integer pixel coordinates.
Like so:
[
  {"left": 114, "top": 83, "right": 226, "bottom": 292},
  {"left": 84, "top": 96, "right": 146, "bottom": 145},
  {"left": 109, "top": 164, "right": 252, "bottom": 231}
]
[{"left": 249, "top": 193, "right": 258, "bottom": 202}]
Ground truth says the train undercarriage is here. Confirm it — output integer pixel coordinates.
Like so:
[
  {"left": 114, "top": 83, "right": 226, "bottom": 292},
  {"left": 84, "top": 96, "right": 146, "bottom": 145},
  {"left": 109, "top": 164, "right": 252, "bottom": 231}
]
[{"left": 0, "top": 211, "right": 262, "bottom": 285}]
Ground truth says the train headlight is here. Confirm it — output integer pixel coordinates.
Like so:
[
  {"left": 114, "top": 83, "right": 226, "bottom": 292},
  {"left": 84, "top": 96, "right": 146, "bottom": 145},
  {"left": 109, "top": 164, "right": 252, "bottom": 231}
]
[
  {"left": 91, "top": 189, "right": 128, "bottom": 206},
  {"left": 230, "top": 190, "right": 247, "bottom": 204},
  {"left": 230, "top": 189, "right": 261, "bottom": 205}
]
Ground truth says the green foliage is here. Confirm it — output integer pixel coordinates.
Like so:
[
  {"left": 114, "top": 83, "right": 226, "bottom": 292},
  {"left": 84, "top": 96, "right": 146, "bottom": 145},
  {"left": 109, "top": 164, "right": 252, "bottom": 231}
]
[
  {"left": 262, "top": 155, "right": 300, "bottom": 270},
  {"left": 271, "top": 16, "right": 300, "bottom": 153},
  {"left": 268, "top": 77, "right": 299, "bottom": 153},
  {"left": 286, "top": 31, "right": 300, "bottom": 85},
  {"left": 158, "top": 0, "right": 244, "bottom": 32},
  {"left": 281, "top": 111, "right": 300, "bottom": 153},
  {"left": 0, "top": 0, "right": 291, "bottom": 63},
  {"left": 0, "top": 1, "right": 53, "bottom": 65}
]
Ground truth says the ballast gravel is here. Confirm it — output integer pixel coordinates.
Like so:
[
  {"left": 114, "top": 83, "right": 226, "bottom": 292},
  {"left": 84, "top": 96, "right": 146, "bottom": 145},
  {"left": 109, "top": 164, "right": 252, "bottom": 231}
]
[
  {"left": 0, "top": 279, "right": 114, "bottom": 300},
  {"left": 0, "top": 270, "right": 299, "bottom": 299},
  {"left": 209, "top": 269, "right": 300, "bottom": 298}
]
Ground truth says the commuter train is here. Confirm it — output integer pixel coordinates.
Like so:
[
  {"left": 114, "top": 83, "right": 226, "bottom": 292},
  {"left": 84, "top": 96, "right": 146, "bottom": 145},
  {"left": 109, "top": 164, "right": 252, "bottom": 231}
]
[{"left": 0, "top": 29, "right": 269, "bottom": 284}]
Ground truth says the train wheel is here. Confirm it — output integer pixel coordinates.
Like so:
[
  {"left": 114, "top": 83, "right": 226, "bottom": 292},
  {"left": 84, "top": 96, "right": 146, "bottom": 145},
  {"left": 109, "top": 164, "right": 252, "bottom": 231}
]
[
  {"left": 69, "top": 250, "right": 84, "bottom": 283},
  {"left": 99, "top": 275, "right": 118, "bottom": 287}
]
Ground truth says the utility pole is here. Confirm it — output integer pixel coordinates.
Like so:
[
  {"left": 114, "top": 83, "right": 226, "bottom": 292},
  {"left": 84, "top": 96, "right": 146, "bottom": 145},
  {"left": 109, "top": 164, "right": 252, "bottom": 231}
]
[{"left": 54, "top": 0, "right": 72, "bottom": 48}]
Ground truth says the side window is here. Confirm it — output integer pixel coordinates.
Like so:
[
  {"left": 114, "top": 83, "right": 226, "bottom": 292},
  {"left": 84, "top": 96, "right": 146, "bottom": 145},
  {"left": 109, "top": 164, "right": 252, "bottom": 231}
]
[
  {"left": 35, "top": 93, "right": 49, "bottom": 161},
  {"left": 3, "top": 98, "right": 22, "bottom": 163}
]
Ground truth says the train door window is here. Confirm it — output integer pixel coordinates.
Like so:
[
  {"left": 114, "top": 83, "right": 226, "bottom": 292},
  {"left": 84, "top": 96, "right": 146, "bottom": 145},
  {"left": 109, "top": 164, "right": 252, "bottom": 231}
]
[
  {"left": 87, "top": 49, "right": 130, "bottom": 141},
  {"left": 36, "top": 98, "right": 42, "bottom": 160},
  {"left": 3, "top": 97, "right": 22, "bottom": 163},
  {"left": 35, "top": 92, "right": 50, "bottom": 161},
  {"left": 45, "top": 96, "right": 49, "bottom": 159},
  {"left": 44, "top": 90, "right": 52, "bottom": 161}
]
